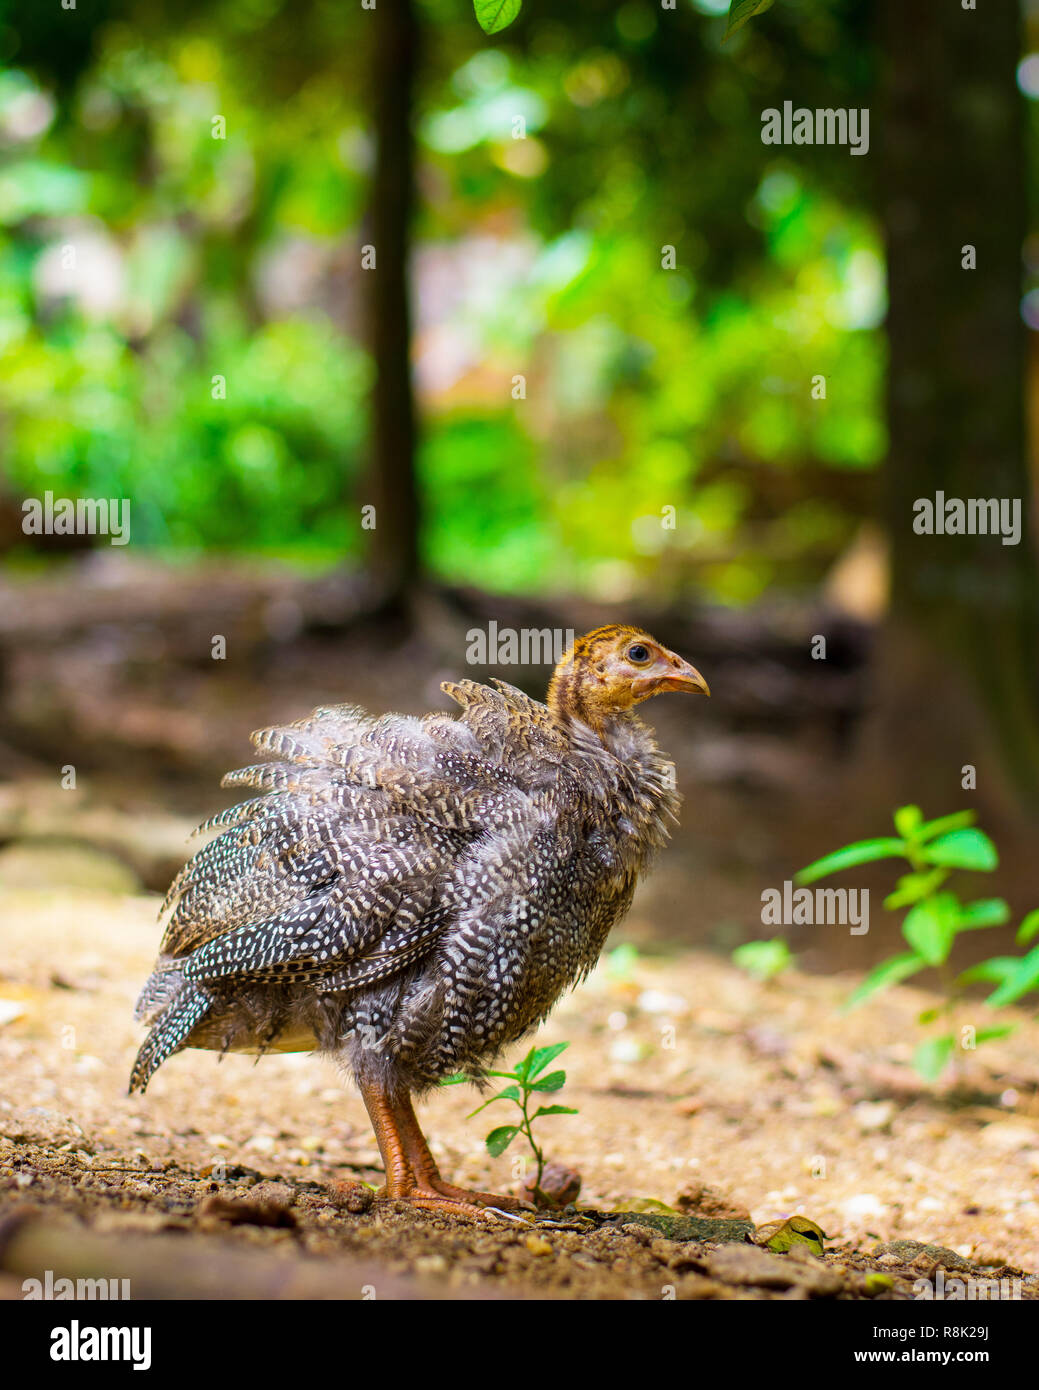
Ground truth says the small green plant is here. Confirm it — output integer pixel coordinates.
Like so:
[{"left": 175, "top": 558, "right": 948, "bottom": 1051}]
[
  {"left": 442, "top": 1043, "right": 578, "bottom": 1204},
  {"left": 732, "top": 937, "right": 794, "bottom": 982},
  {"left": 606, "top": 941, "right": 640, "bottom": 982},
  {"left": 964, "top": 909, "right": 1039, "bottom": 1007},
  {"left": 797, "top": 806, "right": 1037, "bottom": 1081}
]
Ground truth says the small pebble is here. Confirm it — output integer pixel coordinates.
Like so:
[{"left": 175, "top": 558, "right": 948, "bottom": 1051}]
[
  {"left": 524, "top": 1234, "right": 553, "bottom": 1256},
  {"left": 853, "top": 1101, "right": 895, "bottom": 1133}
]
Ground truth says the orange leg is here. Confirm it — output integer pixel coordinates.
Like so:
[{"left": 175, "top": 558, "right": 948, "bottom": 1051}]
[
  {"left": 394, "top": 1089, "right": 534, "bottom": 1215},
  {"left": 356, "top": 1074, "right": 531, "bottom": 1221}
]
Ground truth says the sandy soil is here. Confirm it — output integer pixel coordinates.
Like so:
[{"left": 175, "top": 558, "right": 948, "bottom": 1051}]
[{"left": 1, "top": 874, "right": 1038, "bottom": 1299}]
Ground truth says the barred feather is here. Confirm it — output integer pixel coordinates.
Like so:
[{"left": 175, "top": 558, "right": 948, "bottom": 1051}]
[{"left": 129, "top": 983, "right": 213, "bottom": 1093}]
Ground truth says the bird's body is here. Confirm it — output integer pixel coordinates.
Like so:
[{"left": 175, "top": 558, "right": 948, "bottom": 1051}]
[{"left": 131, "top": 625, "right": 708, "bottom": 1216}]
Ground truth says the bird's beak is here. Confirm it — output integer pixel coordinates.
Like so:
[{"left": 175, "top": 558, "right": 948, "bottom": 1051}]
[
  {"left": 632, "top": 649, "right": 710, "bottom": 698},
  {"left": 657, "top": 653, "right": 710, "bottom": 697}
]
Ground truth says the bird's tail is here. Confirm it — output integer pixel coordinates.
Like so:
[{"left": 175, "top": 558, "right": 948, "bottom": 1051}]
[
  {"left": 133, "top": 957, "right": 185, "bottom": 1023},
  {"left": 129, "top": 981, "right": 213, "bottom": 1094}
]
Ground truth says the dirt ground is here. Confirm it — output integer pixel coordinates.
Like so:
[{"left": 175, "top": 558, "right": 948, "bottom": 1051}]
[{"left": 1, "top": 863, "right": 1038, "bottom": 1300}]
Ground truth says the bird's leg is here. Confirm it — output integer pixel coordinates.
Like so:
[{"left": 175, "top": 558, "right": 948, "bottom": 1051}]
[
  {"left": 356, "top": 1074, "right": 525, "bottom": 1221},
  {"left": 393, "top": 1090, "right": 535, "bottom": 1216},
  {"left": 354, "top": 1072, "right": 413, "bottom": 1196}
]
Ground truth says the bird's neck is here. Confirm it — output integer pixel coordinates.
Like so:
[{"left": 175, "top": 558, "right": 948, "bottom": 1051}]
[
  {"left": 550, "top": 703, "right": 681, "bottom": 865},
  {"left": 547, "top": 670, "right": 633, "bottom": 739},
  {"left": 550, "top": 698, "right": 642, "bottom": 754}
]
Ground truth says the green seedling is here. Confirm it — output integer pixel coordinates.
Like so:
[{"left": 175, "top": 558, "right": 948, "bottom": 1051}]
[
  {"left": 732, "top": 937, "right": 794, "bottom": 981},
  {"left": 797, "top": 806, "right": 1037, "bottom": 1081},
  {"left": 442, "top": 1042, "right": 578, "bottom": 1205}
]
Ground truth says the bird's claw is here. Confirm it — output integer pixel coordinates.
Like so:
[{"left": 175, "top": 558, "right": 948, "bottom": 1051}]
[
  {"left": 481, "top": 1205, "right": 532, "bottom": 1223},
  {"left": 385, "top": 1193, "right": 527, "bottom": 1223}
]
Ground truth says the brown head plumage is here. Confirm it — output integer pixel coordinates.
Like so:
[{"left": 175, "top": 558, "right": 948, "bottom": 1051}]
[{"left": 546, "top": 624, "right": 709, "bottom": 732}]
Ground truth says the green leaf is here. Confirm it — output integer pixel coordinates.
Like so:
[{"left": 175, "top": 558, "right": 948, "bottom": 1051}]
[
  {"left": 759, "top": 1215, "right": 826, "bottom": 1255},
  {"left": 920, "top": 828, "right": 998, "bottom": 872},
  {"left": 913, "top": 1035, "right": 956, "bottom": 1082},
  {"left": 917, "top": 1007, "right": 941, "bottom": 1025},
  {"left": 529, "top": 1070, "right": 566, "bottom": 1093},
  {"left": 732, "top": 938, "right": 792, "bottom": 981},
  {"left": 986, "top": 945, "right": 1039, "bottom": 1008},
  {"left": 902, "top": 894, "right": 959, "bottom": 965},
  {"left": 524, "top": 1042, "right": 569, "bottom": 1080},
  {"left": 531, "top": 1105, "right": 579, "bottom": 1119},
  {"left": 955, "top": 957, "right": 1020, "bottom": 988},
  {"left": 439, "top": 1073, "right": 469, "bottom": 1086},
  {"left": 627, "top": 1197, "right": 680, "bottom": 1215},
  {"left": 467, "top": 1085, "right": 522, "bottom": 1118},
  {"left": 971, "top": 1025, "right": 1015, "bottom": 1046},
  {"left": 795, "top": 838, "right": 907, "bottom": 886},
  {"left": 916, "top": 810, "right": 976, "bottom": 842},
  {"left": 473, "top": 0, "right": 521, "bottom": 35},
  {"left": 1016, "top": 909, "right": 1039, "bottom": 945},
  {"left": 844, "top": 951, "right": 926, "bottom": 1011},
  {"left": 955, "top": 898, "right": 1009, "bottom": 930},
  {"left": 512, "top": 1052, "right": 534, "bottom": 1083},
  {"left": 723, "top": 0, "right": 775, "bottom": 43},
  {"left": 883, "top": 869, "right": 947, "bottom": 910},
  {"left": 893, "top": 805, "right": 923, "bottom": 839},
  {"left": 485, "top": 1125, "right": 519, "bottom": 1157}
]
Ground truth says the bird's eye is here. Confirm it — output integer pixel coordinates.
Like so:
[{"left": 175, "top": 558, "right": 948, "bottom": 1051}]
[{"left": 627, "top": 644, "right": 650, "bottom": 663}]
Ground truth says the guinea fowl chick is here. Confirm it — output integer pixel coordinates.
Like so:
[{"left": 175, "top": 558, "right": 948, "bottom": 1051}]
[{"left": 131, "top": 625, "right": 709, "bottom": 1217}]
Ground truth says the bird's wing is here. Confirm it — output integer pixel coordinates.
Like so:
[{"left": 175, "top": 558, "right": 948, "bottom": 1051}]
[
  {"left": 154, "top": 697, "right": 542, "bottom": 989},
  {"left": 386, "top": 791, "right": 597, "bottom": 1065}
]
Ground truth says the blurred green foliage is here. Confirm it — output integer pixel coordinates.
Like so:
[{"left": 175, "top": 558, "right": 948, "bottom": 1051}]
[
  {"left": 0, "top": 0, "right": 883, "bottom": 598},
  {"left": 795, "top": 805, "right": 1039, "bottom": 1083}
]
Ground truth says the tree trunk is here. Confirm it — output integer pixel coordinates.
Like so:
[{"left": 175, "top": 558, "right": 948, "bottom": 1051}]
[
  {"left": 362, "top": 0, "right": 421, "bottom": 607},
  {"left": 871, "top": 0, "right": 1039, "bottom": 813}
]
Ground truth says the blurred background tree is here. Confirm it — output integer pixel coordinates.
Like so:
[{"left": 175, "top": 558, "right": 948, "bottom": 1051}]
[{"left": 873, "top": 0, "right": 1039, "bottom": 810}]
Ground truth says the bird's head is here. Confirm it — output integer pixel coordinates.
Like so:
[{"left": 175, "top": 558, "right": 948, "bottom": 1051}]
[{"left": 547, "top": 625, "right": 709, "bottom": 732}]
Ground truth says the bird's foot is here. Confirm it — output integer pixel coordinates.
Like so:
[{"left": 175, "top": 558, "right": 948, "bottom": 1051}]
[
  {"left": 385, "top": 1185, "right": 530, "bottom": 1223},
  {"left": 420, "top": 1179, "right": 536, "bottom": 1216}
]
